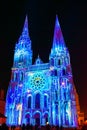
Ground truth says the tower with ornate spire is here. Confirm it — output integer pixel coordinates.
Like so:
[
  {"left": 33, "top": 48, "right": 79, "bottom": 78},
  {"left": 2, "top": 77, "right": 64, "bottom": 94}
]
[
  {"left": 14, "top": 15, "right": 32, "bottom": 67},
  {"left": 5, "top": 15, "right": 78, "bottom": 128}
]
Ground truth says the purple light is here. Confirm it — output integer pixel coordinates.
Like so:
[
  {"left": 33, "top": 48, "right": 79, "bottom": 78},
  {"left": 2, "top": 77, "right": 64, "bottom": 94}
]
[{"left": 5, "top": 15, "right": 78, "bottom": 127}]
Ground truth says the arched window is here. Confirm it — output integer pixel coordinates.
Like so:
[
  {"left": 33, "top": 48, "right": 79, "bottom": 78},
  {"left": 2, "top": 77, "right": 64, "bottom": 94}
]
[
  {"left": 58, "top": 59, "right": 61, "bottom": 65},
  {"left": 28, "top": 96, "right": 31, "bottom": 108},
  {"left": 54, "top": 69, "right": 57, "bottom": 76},
  {"left": 35, "top": 93, "right": 40, "bottom": 108},
  {"left": 63, "top": 68, "right": 66, "bottom": 75},
  {"left": 66, "top": 57, "right": 69, "bottom": 64},
  {"left": 25, "top": 114, "right": 30, "bottom": 124},
  {"left": 44, "top": 95, "right": 48, "bottom": 108},
  {"left": 20, "top": 72, "right": 23, "bottom": 81},
  {"left": 19, "top": 55, "right": 23, "bottom": 63}
]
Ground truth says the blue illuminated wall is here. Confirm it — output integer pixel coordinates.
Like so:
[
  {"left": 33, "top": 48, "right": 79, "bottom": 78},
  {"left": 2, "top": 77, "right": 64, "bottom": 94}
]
[{"left": 5, "top": 15, "right": 78, "bottom": 127}]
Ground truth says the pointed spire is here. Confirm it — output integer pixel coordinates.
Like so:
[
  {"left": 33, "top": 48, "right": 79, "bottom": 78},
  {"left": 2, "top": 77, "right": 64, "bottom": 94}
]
[
  {"left": 52, "top": 15, "right": 65, "bottom": 50},
  {"left": 14, "top": 15, "right": 32, "bottom": 60},
  {"left": 22, "top": 15, "right": 29, "bottom": 37},
  {"left": 24, "top": 15, "right": 28, "bottom": 28},
  {"left": 17, "top": 15, "right": 31, "bottom": 45}
]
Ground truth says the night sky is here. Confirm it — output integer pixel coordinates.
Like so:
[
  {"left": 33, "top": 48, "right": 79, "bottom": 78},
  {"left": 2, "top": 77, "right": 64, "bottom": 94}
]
[{"left": 0, "top": 1, "right": 87, "bottom": 118}]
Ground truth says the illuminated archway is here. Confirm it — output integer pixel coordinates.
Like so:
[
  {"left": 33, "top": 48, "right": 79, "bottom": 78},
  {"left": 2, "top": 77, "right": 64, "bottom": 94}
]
[
  {"left": 33, "top": 112, "right": 41, "bottom": 125},
  {"left": 25, "top": 113, "right": 31, "bottom": 124}
]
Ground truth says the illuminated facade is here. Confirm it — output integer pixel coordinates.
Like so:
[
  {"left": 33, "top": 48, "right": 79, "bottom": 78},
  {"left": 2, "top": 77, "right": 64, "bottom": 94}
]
[{"left": 5, "top": 15, "right": 78, "bottom": 127}]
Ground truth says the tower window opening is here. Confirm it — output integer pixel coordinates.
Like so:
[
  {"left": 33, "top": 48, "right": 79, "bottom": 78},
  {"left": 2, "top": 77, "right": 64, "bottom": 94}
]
[
  {"left": 54, "top": 69, "right": 57, "bottom": 76},
  {"left": 66, "top": 57, "right": 69, "bottom": 64},
  {"left": 20, "top": 72, "right": 23, "bottom": 81},
  {"left": 64, "top": 91, "right": 66, "bottom": 100},
  {"left": 50, "top": 58, "right": 54, "bottom": 66},
  {"left": 19, "top": 55, "right": 23, "bottom": 63},
  {"left": 63, "top": 68, "right": 66, "bottom": 75},
  {"left": 58, "top": 59, "right": 61, "bottom": 65}
]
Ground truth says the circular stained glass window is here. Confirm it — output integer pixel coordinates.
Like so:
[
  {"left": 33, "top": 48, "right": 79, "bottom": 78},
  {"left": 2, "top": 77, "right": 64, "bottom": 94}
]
[{"left": 30, "top": 73, "right": 46, "bottom": 90}]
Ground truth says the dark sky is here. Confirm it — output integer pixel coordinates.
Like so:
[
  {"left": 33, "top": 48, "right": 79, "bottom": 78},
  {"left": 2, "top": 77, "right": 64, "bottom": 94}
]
[{"left": 0, "top": 1, "right": 87, "bottom": 118}]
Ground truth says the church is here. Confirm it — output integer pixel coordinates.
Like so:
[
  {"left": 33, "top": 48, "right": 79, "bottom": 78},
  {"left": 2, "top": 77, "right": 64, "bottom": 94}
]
[{"left": 5, "top": 15, "right": 78, "bottom": 127}]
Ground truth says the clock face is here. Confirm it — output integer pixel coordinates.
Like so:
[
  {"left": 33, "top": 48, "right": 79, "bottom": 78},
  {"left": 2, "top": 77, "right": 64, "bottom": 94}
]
[{"left": 30, "top": 72, "right": 47, "bottom": 90}]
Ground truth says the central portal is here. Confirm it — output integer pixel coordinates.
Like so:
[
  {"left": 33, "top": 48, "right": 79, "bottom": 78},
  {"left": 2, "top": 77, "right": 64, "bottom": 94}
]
[
  {"left": 36, "top": 117, "right": 40, "bottom": 125},
  {"left": 34, "top": 113, "right": 40, "bottom": 125}
]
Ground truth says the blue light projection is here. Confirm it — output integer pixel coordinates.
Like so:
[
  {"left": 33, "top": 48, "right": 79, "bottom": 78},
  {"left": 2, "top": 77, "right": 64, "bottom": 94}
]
[
  {"left": 5, "top": 15, "right": 78, "bottom": 127},
  {"left": 29, "top": 72, "right": 48, "bottom": 91}
]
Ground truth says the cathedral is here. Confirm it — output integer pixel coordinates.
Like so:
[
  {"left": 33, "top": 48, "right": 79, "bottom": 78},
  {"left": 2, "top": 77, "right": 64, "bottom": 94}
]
[{"left": 5, "top": 15, "right": 78, "bottom": 127}]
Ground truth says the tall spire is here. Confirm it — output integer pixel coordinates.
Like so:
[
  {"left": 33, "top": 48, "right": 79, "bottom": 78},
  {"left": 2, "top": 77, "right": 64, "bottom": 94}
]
[
  {"left": 24, "top": 15, "right": 28, "bottom": 29},
  {"left": 14, "top": 15, "right": 32, "bottom": 66},
  {"left": 52, "top": 15, "right": 66, "bottom": 50},
  {"left": 21, "top": 15, "right": 29, "bottom": 39},
  {"left": 17, "top": 15, "right": 31, "bottom": 45}
]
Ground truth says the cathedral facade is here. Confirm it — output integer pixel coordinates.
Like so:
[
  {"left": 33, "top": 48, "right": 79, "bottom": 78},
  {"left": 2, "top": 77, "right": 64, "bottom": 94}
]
[{"left": 5, "top": 15, "right": 78, "bottom": 127}]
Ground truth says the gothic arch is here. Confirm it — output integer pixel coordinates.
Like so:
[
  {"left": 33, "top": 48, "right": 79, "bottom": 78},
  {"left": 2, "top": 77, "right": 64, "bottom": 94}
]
[
  {"left": 33, "top": 111, "right": 41, "bottom": 117},
  {"left": 43, "top": 111, "right": 49, "bottom": 123},
  {"left": 25, "top": 112, "right": 31, "bottom": 124},
  {"left": 33, "top": 111, "right": 41, "bottom": 125},
  {"left": 25, "top": 112, "right": 31, "bottom": 118},
  {"left": 43, "top": 111, "right": 49, "bottom": 117}
]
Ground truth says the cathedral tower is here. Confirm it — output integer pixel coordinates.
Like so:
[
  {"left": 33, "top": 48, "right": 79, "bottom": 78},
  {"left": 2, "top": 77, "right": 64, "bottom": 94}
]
[
  {"left": 5, "top": 15, "right": 78, "bottom": 127},
  {"left": 14, "top": 16, "right": 32, "bottom": 67}
]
